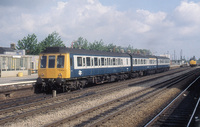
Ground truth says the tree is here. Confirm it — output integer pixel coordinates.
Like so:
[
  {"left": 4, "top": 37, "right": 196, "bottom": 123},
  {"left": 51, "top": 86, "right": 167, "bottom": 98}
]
[
  {"left": 72, "top": 37, "right": 89, "bottom": 49},
  {"left": 89, "top": 40, "right": 106, "bottom": 51},
  {"left": 40, "top": 31, "right": 65, "bottom": 51},
  {"left": 72, "top": 37, "right": 152, "bottom": 55},
  {"left": 16, "top": 34, "right": 40, "bottom": 55}
]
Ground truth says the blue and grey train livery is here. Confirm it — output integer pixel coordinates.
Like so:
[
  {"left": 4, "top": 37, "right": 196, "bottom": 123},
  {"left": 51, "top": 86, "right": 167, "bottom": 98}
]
[{"left": 36, "top": 47, "right": 170, "bottom": 92}]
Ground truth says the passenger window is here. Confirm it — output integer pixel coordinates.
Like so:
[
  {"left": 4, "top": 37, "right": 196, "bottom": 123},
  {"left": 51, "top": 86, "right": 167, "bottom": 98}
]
[
  {"left": 40, "top": 56, "right": 47, "bottom": 68},
  {"left": 118, "top": 58, "right": 120, "bottom": 65},
  {"left": 94, "top": 58, "right": 98, "bottom": 66},
  {"left": 139, "top": 59, "right": 141, "bottom": 64},
  {"left": 101, "top": 58, "right": 104, "bottom": 66},
  {"left": 57, "top": 55, "right": 64, "bottom": 68},
  {"left": 105, "top": 58, "right": 107, "bottom": 66},
  {"left": 108, "top": 58, "right": 110, "bottom": 65},
  {"left": 77, "top": 57, "right": 82, "bottom": 66},
  {"left": 48, "top": 56, "right": 55, "bottom": 68},
  {"left": 117, "top": 58, "right": 121, "bottom": 65},
  {"left": 120, "top": 59, "right": 123, "bottom": 65},
  {"left": 113, "top": 58, "right": 116, "bottom": 65},
  {"left": 86, "top": 57, "right": 90, "bottom": 66},
  {"left": 135, "top": 59, "right": 137, "bottom": 64}
]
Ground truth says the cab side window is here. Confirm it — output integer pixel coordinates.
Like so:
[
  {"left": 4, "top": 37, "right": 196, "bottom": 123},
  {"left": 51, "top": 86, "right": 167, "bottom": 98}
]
[{"left": 57, "top": 55, "right": 64, "bottom": 68}]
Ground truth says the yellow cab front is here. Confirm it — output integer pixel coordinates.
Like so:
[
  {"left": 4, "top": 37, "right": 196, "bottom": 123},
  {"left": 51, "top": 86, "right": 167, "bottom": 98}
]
[{"left": 38, "top": 53, "right": 71, "bottom": 79}]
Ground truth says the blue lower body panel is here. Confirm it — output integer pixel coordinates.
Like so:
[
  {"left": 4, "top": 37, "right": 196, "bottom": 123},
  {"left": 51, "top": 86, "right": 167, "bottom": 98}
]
[
  {"left": 133, "top": 65, "right": 157, "bottom": 72},
  {"left": 158, "top": 65, "right": 170, "bottom": 68}
]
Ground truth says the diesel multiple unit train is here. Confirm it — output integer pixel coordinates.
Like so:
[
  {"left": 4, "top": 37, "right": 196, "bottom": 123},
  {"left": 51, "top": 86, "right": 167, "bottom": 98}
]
[{"left": 36, "top": 47, "right": 170, "bottom": 92}]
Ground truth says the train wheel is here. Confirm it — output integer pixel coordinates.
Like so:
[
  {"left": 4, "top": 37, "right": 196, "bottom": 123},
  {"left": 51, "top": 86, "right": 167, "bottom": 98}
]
[
  {"left": 78, "top": 82, "right": 85, "bottom": 90},
  {"left": 65, "top": 86, "right": 71, "bottom": 92},
  {"left": 79, "top": 84, "right": 84, "bottom": 90}
]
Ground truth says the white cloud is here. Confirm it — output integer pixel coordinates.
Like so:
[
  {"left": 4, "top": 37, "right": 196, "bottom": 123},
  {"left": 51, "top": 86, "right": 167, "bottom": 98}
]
[
  {"left": 0, "top": 0, "right": 200, "bottom": 58},
  {"left": 175, "top": 1, "right": 200, "bottom": 24},
  {"left": 136, "top": 9, "right": 167, "bottom": 25},
  {"left": 21, "top": 14, "right": 36, "bottom": 32},
  {"left": 57, "top": 1, "right": 68, "bottom": 10}
]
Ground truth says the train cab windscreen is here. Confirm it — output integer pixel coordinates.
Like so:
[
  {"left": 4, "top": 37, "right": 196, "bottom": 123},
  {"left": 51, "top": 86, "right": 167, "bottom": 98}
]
[
  {"left": 57, "top": 55, "right": 64, "bottom": 68},
  {"left": 40, "top": 56, "right": 47, "bottom": 68},
  {"left": 48, "top": 56, "right": 55, "bottom": 68}
]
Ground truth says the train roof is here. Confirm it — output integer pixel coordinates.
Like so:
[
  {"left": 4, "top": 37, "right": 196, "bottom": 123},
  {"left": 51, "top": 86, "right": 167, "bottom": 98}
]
[
  {"left": 130, "top": 54, "right": 156, "bottom": 58},
  {"left": 156, "top": 56, "right": 170, "bottom": 59},
  {"left": 41, "top": 47, "right": 169, "bottom": 59},
  {"left": 41, "top": 47, "right": 130, "bottom": 57}
]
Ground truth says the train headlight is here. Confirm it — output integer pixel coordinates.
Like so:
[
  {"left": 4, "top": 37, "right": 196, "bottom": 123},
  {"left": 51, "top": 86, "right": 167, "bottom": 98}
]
[
  {"left": 58, "top": 73, "right": 62, "bottom": 78},
  {"left": 40, "top": 73, "right": 44, "bottom": 77}
]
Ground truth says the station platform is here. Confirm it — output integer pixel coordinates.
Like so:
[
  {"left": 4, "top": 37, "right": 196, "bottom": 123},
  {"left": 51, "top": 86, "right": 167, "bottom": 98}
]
[{"left": 0, "top": 74, "right": 38, "bottom": 87}]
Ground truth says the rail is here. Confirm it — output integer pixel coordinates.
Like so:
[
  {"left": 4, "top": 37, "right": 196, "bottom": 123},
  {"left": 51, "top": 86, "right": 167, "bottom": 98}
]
[
  {"left": 187, "top": 97, "right": 200, "bottom": 127},
  {"left": 144, "top": 75, "right": 200, "bottom": 127},
  {"left": 44, "top": 71, "right": 194, "bottom": 127}
]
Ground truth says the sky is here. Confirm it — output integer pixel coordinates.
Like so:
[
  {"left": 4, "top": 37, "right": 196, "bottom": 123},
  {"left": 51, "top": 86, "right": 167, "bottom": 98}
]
[{"left": 0, "top": 0, "right": 200, "bottom": 60}]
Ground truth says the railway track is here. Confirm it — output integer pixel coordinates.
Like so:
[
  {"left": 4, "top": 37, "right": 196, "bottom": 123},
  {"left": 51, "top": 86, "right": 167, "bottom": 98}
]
[
  {"left": 144, "top": 75, "right": 200, "bottom": 127},
  {"left": 0, "top": 94, "right": 50, "bottom": 110},
  {"left": 44, "top": 70, "right": 197, "bottom": 127},
  {"left": 0, "top": 67, "right": 196, "bottom": 126},
  {"left": 0, "top": 85, "right": 34, "bottom": 100},
  {"left": 0, "top": 67, "right": 187, "bottom": 110}
]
